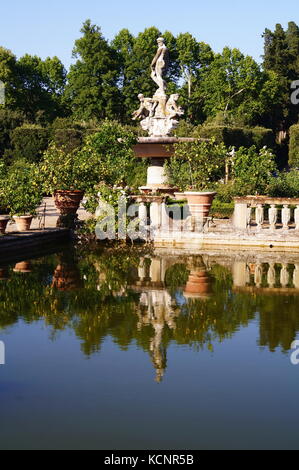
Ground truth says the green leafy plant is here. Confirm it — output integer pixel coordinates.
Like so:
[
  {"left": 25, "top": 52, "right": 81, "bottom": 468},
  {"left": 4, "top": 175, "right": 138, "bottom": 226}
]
[
  {"left": 165, "top": 139, "right": 227, "bottom": 191},
  {"left": 1, "top": 161, "right": 43, "bottom": 216}
]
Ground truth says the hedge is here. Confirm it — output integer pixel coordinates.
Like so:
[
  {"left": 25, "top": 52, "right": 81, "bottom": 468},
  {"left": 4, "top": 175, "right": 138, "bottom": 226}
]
[
  {"left": 197, "top": 125, "right": 275, "bottom": 150},
  {"left": 8, "top": 126, "right": 50, "bottom": 163},
  {"left": 0, "top": 110, "right": 24, "bottom": 158},
  {"left": 289, "top": 124, "right": 299, "bottom": 167},
  {"left": 52, "top": 128, "right": 84, "bottom": 152}
]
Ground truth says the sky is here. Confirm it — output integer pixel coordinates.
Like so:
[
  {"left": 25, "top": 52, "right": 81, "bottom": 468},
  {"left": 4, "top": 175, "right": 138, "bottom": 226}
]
[{"left": 0, "top": 0, "right": 298, "bottom": 69}]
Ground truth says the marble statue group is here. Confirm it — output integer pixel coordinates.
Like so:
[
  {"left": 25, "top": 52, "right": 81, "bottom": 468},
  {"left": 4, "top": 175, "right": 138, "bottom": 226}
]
[{"left": 132, "top": 37, "right": 184, "bottom": 137}]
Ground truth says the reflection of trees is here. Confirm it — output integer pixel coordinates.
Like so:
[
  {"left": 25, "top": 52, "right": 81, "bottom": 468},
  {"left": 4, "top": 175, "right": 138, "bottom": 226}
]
[{"left": 0, "top": 248, "right": 299, "bottom": 380}]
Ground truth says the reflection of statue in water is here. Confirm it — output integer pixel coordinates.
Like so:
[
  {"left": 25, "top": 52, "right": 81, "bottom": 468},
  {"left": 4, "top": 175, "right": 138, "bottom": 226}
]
[{"left": 151, "top": 37, "right": 169, "bottom": 96}]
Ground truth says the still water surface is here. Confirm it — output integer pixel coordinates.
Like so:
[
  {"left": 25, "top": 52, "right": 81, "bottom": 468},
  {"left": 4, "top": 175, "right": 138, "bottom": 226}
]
[{"left": 0, "top": 245, "right": 299, "bottom": 449}]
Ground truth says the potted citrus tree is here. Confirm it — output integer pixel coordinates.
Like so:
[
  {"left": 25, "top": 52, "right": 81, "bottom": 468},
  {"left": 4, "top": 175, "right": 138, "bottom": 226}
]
[
  {"left": 165, "top": 139, "right": 227, "bottom": 219},
  {"left": 3, "top": 162, "right": 43, "bottom": 231},
  {"left": 40, "top": 144, "right": 94, "bottom": 216}
]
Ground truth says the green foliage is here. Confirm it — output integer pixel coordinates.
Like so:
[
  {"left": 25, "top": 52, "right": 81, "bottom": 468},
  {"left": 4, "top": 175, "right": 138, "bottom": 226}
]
[
  {"left": 232, "top": 146, "right": 277, "bottom": 195},
  {"left": 7, "top": 125, "right": 50, "bottom": 163},
  {"left": 65, "top": 20, "right": 121, "bottom": 121},
  {"left": 0, "top": 109, "right": 24, "bottom": 157},
  {"left": 41, "top": 120, "right": 136, "bottom": 193},
  {"left": 289, "top": 124, "right": 299, "bottom": 167},
  {"left": 78, "top": 120, "right": 137, "bottom": 187},
  {"left": 0, "top": 161, "right": 43, "bottom": 216},
  {"left": 197, "top": 125, "right": 275, "bottom": 149},
  {"left": 52, "top": 128, "right": 83, "bottom": 153},
  {"left": 165, "top": 139, "right": 227, "bottom": 191},
  {"left": 268, "top": 169, "right": 299, "bottom": 197}
]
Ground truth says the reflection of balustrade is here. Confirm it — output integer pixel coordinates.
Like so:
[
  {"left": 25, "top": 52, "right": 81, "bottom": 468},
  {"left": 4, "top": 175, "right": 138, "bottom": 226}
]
[
  {"left": 233, "top": 196, "right": 299, "bottom": 231},
  {"left": 232, "top": 260, "right": 299, "bottom": 292}
]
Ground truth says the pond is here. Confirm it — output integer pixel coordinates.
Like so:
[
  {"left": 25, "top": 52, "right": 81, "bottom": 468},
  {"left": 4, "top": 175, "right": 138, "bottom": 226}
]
[{"left": 0, "top": 244, "right": 299, "bottom": 450}]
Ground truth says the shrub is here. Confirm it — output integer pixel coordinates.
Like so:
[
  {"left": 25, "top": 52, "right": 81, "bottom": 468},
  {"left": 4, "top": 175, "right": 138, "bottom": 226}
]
[
  {"left": 1, "top": 161, "right": 43, "bottom": 216},
  {"left": 0, "top": 109, "right": 24, "bottom": 158},
  {"left": 165, "top": 139, "right": 228, "bottom": 191},
  {"left": 268, "top": 169, "right": 299, "bottom": 197},
  {"left": 289, "top": 124, "right": 299, "bottom": 167},
  {"left": 8, "top": 125, "right": 50, "bottom": 163},
  {"left": 232, "top": 146, "right": 277, "bottom": 196},
  {"left": 196, "top": 125, "right": 274, "bottom": 150}
]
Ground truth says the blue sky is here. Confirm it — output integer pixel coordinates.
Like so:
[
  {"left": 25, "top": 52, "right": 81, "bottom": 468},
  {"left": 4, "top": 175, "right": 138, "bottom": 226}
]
[{"left": 0, "top": 0, "right": 298, "bottom": 69}]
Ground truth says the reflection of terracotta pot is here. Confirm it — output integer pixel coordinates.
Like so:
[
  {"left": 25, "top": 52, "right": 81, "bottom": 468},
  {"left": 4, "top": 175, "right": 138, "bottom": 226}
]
[
  {"left": 52, "top": 264, "right": 83, "bottom": 291},
  {"left": 13, "top": 216, "right": 33, "bottom": 232},
  {"left": 54, "top": 190, "right": 84, "bottom": 215},
  {"left": 13, "top": 261, "right": 32, "bottom": 273},
  {"left": 184, "top": 192, "right": 216, "bottom": 219},
  {"left": 184, "top": 270, "right": 212, "bottom": 299},
  {"left": 0, "top": 268, "right": 9, "bottom": 280},
  {"left": 0, "top": 217, "right": 10, "bottom": 234}
]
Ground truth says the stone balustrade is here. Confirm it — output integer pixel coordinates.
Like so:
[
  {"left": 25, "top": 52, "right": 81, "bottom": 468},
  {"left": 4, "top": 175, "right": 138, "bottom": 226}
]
[{"left": 233, "top": 196, "right": 299, "bottom": 231}]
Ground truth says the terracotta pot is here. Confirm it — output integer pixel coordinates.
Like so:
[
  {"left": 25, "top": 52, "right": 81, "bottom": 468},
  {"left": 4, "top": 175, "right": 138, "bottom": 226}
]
[
  {"left": 184, "top": 192, "right": 216, "bottom": 219},
  {"left": 184, "top": 269, "right": 212, "bottom": 299},
  {"left": 13, "top": 216, "right": 33, "bottom": 232},
  {"left": 0, "top": 216, "right": 10, "bottom": 234},
  {"left": 54, "top": 190, "right": 84, "bottom": 216},
  {"left": 13, "top": 261, "right": 32, "bottom": 273}
]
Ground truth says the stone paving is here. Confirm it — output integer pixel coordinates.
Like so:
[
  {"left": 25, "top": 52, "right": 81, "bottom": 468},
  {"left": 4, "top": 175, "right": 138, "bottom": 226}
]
[{"left": 6, "top": 197, "right": 92, "bottom": 232}]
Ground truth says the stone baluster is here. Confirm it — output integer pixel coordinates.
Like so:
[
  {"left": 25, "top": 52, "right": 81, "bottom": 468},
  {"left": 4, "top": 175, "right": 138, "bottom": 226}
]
[
  {"left": 294, "top": 205, "right": 299, "bottom": 230},
  {"left": 268, "top": 205, "right": 278, "bottom": 231},
  {"left": 161, "top": 202, "right": 169, "bottom": 231},
  {"left": 138, "top": 202, "right": 148, "bottom": 240},
  {"left": 254, "top": 263, "right": 263, "bottom": 287},
  {"left": 293, "top": 264, "right": 299, "bottom": 289},
  {"left": 267, "top": 263, "right": 276, "bottom": 288},
  {"left": 282, "top": 205, "right": 291, "bottom": 230},
  {"left": 280, "top": 263, "right": 289, "bottom": 287},
  {"left": 247, "top": 206, "right": 252, "bottom": 227},
  {"left": 150, "top": 201, "right": 161, "bottom": 233},
  {"left": 255, "top": 204, "right": 264, "bottom": 231}
]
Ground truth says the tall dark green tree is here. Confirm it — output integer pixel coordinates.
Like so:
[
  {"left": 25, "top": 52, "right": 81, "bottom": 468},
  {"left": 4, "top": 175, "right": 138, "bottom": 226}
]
[
  {"left": 263, "top": 22, "right": 299, "bottom": 130},
  {"left": 65, "top": 20, "right": 121, "bottom": 122}
]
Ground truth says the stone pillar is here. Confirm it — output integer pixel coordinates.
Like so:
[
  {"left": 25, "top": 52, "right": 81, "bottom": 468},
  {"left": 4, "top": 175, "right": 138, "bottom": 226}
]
[
  {"left": 150, "top": 258, "right": 162, "bottom": 284},
  {"left": 233, "top": 203, "right": 248, "bottom": 230},
  {"left": 147, "top": 158, "right": 167, "bottom": 186},
  {"left": 280, "top": 263, "right": 289, "bottom": 287},
  {"left": 150, "top": 201, "right": 161, "bottom": 231},
  {"left": 255, "top": 204, "right": 264, "bottom": 231},
  {"left": 138, "top": 202, "right": 148, "bottom": 240},
  {"left": 161, "top": 202, "right": 169, "bottom": 230},
  {"left": 293, "top": 264, "right": 299, "bottom": 289},
  {"left": 282, "top": 205, "right": 291, "bottom": 230},
  {"left": 268, "top": 205, "right": 278, "bottom": 231},
  {"left": 254, "top": 263, "right": 263, "bottom": 287}
]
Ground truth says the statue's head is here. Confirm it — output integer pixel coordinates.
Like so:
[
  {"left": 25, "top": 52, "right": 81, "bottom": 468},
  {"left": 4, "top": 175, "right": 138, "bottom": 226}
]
[
  {"left": 138, "top": 94, "right": 144, "bottom": 101},
  {"left": 157, "top": 37, "right": 165, "bottom": 46}
]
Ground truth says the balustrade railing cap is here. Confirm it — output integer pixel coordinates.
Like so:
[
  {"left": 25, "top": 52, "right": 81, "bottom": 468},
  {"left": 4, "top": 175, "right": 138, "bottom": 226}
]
[{"left": 234, "top": 196, "right": 299, "bottom": 205}]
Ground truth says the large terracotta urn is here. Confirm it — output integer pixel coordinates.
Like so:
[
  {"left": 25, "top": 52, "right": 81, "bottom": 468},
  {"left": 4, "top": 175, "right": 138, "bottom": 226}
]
[
  {"left": 184, "top": 192, "right": 216, "bottom": 219},
  {"left": 54, "top": 190, "right": 84, "bottom": 216}
]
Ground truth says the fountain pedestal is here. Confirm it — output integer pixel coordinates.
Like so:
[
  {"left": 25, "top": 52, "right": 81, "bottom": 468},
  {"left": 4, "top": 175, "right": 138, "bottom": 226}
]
[{"left": 134, "top": 137, "right": 194, "bottom": 196}]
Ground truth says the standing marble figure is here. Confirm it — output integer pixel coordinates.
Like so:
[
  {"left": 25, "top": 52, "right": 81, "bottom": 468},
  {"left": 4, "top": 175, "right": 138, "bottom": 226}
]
[{"left": 151, "top": 37, "right": 169, "bottom": 96}]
